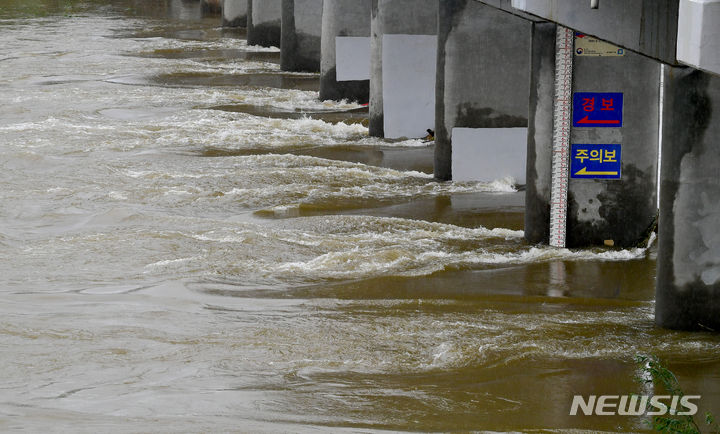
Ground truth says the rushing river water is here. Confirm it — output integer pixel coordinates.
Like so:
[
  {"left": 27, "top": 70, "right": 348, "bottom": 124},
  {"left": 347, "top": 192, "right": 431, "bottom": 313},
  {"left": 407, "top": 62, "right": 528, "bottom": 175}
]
[{"left": 1, "top": 1, "right": 719, "bottom": 432}]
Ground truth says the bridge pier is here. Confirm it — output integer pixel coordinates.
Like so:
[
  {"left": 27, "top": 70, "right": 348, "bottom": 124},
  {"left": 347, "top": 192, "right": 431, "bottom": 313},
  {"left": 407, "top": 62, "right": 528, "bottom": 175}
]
[
  {"left": 222, "top": 0, "right": 247, "bottom": 27},
  {"left": 524, "top": 22, "right": 556, "bottom": 244},
  {"left": 434, "top": 0, "right": 532, "bottom": 183},
  {"left": 509, "top": 0, "right": 720, "bottom": 330},
  {"left": 169, "top": 0, "right": 202, "bottom": 20},
  {"left": 201, "top": 0, "right": 222, "bottom": 15},
  {"left": 525, "top": 30, "right": 660, "bottom": 248},
  {"left": 656, "top": 67, "right": 720, "bottom": 331},
  {"left": 319, "top": 0, "right": 372, "bottom": 102},
  {"left": 247, "top": 0, "right": 282, "bottom": 47},
  {"left": 369, "top": 0, "right": 438, "bottom": 138},
  {"left": 281, "top": 0, "right": 323, "bottom": 72},
  {"left": 567, "top": 47, "right": 660, "bottom": 248}
]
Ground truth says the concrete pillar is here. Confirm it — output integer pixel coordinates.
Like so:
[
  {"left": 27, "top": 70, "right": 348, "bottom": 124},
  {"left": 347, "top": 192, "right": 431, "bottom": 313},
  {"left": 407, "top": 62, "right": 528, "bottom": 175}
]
[
  {"left": 281, "top": 0, "right": 323, "bottom": 72},
  {"left": 319, "top": 0, "right": 372, "bottom": 102},
  {"left": 656, "top": 67, "right": 720, "bottom": 331},
  {"left": 201, "top": 0, "right": 222, "bottom": 15},
  {"left": 369, "top": 0, "right": 438, "bottom": 138},
  {"left": 524, "top": 22, "right": 556, "bottom": 244},
  {"left": 222, "top": 0, "right": 248, "bottom": 27},
  {"left": 565, "top": 48, "right": 660, "bottom": 248},
  {"left": 169, "top": 0, "right": 202, "bottom": 20},
  {"left": 434, "top": 0, "right": 532, "bottom": 183},
  {"left": 247, "top": 0, "right": 282, "bottom": 47},
  {"left": 525, "top": 31, "right": 661, "bottom": 248}
]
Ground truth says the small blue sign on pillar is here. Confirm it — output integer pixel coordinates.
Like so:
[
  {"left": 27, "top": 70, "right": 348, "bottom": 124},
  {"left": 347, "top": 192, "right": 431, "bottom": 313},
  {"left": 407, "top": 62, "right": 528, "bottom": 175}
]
[
  {"left": 571, "top": 144, "right": 622, "bottom": 179},
  {"left": 573, "top": 92, "right": 623, "bottom": 127}
]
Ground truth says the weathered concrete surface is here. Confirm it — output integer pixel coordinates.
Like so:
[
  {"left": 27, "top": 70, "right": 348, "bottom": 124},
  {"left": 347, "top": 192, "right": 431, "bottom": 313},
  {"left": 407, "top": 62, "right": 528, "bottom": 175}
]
[
  {"left": 511, "top": 0, "right": 680, "bottom": 64},
  {"left": 565, "top": 49, "right": 660, "bottom": 248},
  {"left": 525, "top": 30, "right": 661, "bottom": 248},
  {"left": 222, "top": 0, "right": 248, "bottom": 27},
  {"left": 435, "top": 0, "right": 532, "bottom": 181},
  {"left": 281, "top": 0, "right": 323, "bottom": 72},
  {"left": 525, "top": 22, "right": 556, "bottom": 244},
  {"left": 656, "top": 67, "right": 720, "bottom": 331},
  {"left": 169, "top": 0, "right": 202, "bottom": 20},
  {"left": 369, "top": 0, "right": 438, "bottom": 137},
  {"left": 202, "top": 0, "right": 222, "bottom": 15},
  {"left": 247, "top": 0, "right": 282, "bottom": 47},
  {"left": 320, "top": 0, "right": 372, "bottom": 102}
]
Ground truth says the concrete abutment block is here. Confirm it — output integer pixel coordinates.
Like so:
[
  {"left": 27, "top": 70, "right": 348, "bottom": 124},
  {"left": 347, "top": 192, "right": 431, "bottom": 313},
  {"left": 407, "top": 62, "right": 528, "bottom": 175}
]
[
  {"left": 319, "top": 0, "right": 372, "bottom": 102},
  {"left": 248, "top": 0, "right": 282, "bottom": 47},
  {"left": 281, "top": 0, "right": 323, "bottom": 72},
  {"left": 222, "top": 0, "right": 248, "bottom": 27}
]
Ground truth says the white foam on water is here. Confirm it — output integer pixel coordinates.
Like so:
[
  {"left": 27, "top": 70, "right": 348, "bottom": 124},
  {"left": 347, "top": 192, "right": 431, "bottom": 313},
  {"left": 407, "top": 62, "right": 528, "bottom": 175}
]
[
  {"left": 116, "top": 214, "right": 524, "bottom": 283},
  {"left": 118, "top": 28, "right": 280, "bottom": 53},
  {"left": 107, "top": 153, "right": 517, "bottom": 211},
  {"left": 260, "top": 116, "right": 369, "bottom": 140},
  {"left": 144, "top": 256, "right": 205, "bottom": 270},
  {"left": 487, "top": 176, "right": 518, "bottom": 192},
  {"left": 222, "top": 88, "right": 362, "bottom": 112},
  {"left": 125, "top": 214, "right": 648, "bottom": 284},
  {"left": 107, "top": 191, "right": 128, "bottom": 200},
  {"left": 366, "top": 138, "right": 432, "bottom": 148},
  {"left": 240, "top": 42, "right": 281, "bottom": 53},
  {"left": 269, "top": 243, "right": 649, "bottom": 281},
  {"left": 169, "top": 58, "right": 280, "bottom": 74}
]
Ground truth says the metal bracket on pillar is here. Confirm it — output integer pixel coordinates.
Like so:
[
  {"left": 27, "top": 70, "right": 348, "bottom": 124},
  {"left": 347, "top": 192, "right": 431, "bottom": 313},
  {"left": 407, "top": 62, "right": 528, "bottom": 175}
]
[{"left": 549, "top": 26, "right": 574, "bottom": 248}]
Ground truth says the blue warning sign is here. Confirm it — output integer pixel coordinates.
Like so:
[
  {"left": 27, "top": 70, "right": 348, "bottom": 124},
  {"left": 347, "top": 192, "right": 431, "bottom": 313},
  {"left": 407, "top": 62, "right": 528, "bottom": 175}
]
[
  {"left": 573, "top": 92, "right": 623, "bottom": 127},
  {"left": 571, "top": 144, "right": 622, "bottom": 179}
]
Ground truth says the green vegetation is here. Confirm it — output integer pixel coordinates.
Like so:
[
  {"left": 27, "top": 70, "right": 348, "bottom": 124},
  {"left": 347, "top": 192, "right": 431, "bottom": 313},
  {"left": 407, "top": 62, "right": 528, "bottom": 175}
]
[{"left": 636, "top": 355, "right": 719, "bottom": 434}]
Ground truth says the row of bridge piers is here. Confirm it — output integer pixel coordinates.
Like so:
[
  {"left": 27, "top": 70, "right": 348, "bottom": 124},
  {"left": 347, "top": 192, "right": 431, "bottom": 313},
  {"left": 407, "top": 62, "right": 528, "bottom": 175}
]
[{"left": 217, "top": 0, "right": 720, "bottom": 331}]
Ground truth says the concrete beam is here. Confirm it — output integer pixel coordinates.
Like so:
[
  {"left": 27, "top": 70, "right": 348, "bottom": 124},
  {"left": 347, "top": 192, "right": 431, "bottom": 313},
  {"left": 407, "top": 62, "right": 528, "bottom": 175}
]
[
  {"left": 319, "top": 0, "right": 372, "bottom": 102},
  {"left": 677, "top": 0, "right": 720, "bottom": 76},
  {"left": 656, "top": 67, "right": 720, "bottom": 331},
  {"left": 281, "top": 0, "right": 323, "bottom": 72},
  {"left": 369, "top": 0, "right": 438, "bottom": 138},
  {"left": 222, "top": 0, "right": 248, "bottom": 27},
  {"left": 511, "top": 0, "right": 680, "bottom": 65},
  {"left": 247, "top": 0, "right": 282, "bottom": 47},
  {"left": 435, "top": 0, "right": 532, "bottom": 182},
  {"left": 476, "top": 0, "right": 547, "bottom": 22}
]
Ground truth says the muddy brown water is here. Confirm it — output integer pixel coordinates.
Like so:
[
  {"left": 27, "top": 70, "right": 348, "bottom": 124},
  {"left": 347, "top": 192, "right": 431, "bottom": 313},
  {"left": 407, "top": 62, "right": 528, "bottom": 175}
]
[{"left": 0, "top": 1, "right": 718, "bottom": 432}]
